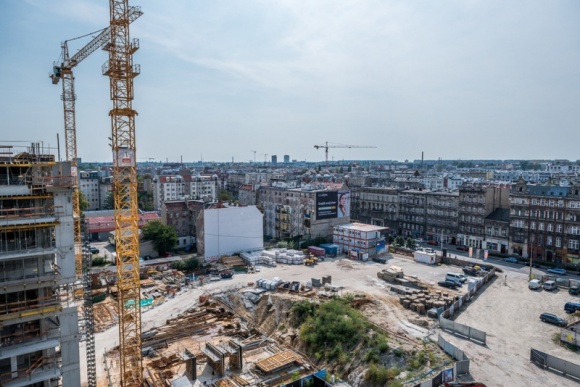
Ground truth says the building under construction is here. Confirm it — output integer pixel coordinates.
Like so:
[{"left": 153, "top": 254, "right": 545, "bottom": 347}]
[{"left": 0, "top": 144, "right": 81, "bottom": 386}]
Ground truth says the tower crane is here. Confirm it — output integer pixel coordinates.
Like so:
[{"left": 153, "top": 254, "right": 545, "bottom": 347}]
[
  {"left": 50, "top": 7, "right": 142, "bottom": 387},
  {"left": 314, "top": 141, "right": 377, "bottom": 166},
  {"left": 104, "top": 0, "right": 142, "bottom": 384}
]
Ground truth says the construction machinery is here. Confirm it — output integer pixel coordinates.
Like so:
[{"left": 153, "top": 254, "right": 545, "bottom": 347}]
[
  {"left": 103, "top": 1, "right": 143, "bottom": 384},
  {"left": 314, "top": 141, "right": 377, "bottom": 166}
]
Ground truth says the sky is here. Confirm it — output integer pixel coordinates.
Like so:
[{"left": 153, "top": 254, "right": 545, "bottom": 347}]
[{"left": 0, "top": 0, "right": 579, "bottom": 163}]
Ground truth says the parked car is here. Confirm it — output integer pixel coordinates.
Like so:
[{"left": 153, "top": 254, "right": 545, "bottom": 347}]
[
  {"left": 372, "top": 256, "right": 387, "bottom": 264},
  {"left": 414, "top": 238, "right": 425, "bottom": 243},
  {"left": 446, "top": 272, "right": 467, "bottom": 284},
  {"left": 565, "top": 302, "right": 580, "bottom": 314},
  {"left": 547, "top": 268, "right": 567, "bottom": 276},
  {"left": 543, "top": 280, "right": 557, "bottom": 291},
  {"left": 438, "top": 280, "right": 458, "bottom": 289},
  {"left": 503, "top": 257, "right": 519, "bottom": 264},
  {"left": 427, "top": 240, "right": 439, "bottom": 246},
  {"left": 462, "top": 266, "right": 479, "bottom": 276},
  {"left": 89, "top": 246, "right": 99, "bottom": 254},
  {"left": 456, "top": 245, "right": 469, "bottom": 251},
  {"left": 540, "top": 313, "right": 567, "bottom": 327},
  {"left": 528, "top": 279, "right": 541, "bottom": 290},
  {"left": 569, "top": 286, "right": 580, "bottom": 296},
  {"left": 523, "top": 261, "right": 540, "bottom": 268}
]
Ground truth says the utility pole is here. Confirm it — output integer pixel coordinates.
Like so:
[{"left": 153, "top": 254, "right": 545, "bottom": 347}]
[{"left": 252, "top": 150, "right": 256, "bottom": 163}]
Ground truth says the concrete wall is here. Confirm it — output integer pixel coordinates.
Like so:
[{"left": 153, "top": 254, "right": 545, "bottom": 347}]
[{"left": 202, "top": 206, "right": 263, "bottom": 259}]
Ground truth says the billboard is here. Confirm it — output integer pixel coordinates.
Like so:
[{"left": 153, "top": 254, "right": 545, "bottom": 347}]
[
  {"left": 315, "top": 190, "right": 350, "bottom": 219},
  {"left": 316, "top": 191, "right": 338, "bottom": 219}
]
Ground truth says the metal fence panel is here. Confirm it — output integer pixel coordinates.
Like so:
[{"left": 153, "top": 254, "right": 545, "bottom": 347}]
[
  {"left": 547, "top": 354, "right": 580, "bottom": 380},
  {"left": 530, "top": 348, "right": 547, "bottom": 368},
  {"left": 455, "top": 323, "right": 470, "bottom": 338},
  {"left": 456, "top": 359, "right": 470, "bottom": 375},
  {"left": 555, "top": 278, "right": 569, "bottom": 288},
  {"left": 470, "top": 327, "right": 487, "bottom": 343}
]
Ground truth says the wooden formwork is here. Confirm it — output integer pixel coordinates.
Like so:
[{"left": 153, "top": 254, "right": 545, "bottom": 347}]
[{"left": 255, "top": 350, "right": 301, "bottom": 374}]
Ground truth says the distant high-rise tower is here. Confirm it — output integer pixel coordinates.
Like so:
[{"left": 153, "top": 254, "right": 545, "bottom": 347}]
[
  {"left": 271, "top": 155, "right": 277, "bottom": 164},
  {"left": 284, "top": 155, "right": 290, "bottom": 163}
]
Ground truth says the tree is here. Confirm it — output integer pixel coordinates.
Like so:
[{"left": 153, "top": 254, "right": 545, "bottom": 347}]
[
  {"left": 78, "top": 191, "right": 89, "bottom": 212},
  {"left": 218, "top": 190, "right": 232, "bottom": 202},
  {"left": 103, "top": 192, "right": 114, "bottom": 210},
  {"left": 142, "top": 220, "right": 178, "bottom": 254},
  {"left": 405, "top": 238, "right": 416, "bottom": 250},
  {"left": 138, "top": 191, "right": 154, "bottom": 211},
  {"left": 394, "top": 236, "right": 405, "bottom": 247}
]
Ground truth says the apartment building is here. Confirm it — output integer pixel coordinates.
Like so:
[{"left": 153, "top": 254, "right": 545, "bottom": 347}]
[
  {"left": 457, "top": 183, "right": 509, "bottom": 249},
  {"left": 509, "top": 179, "right": 580, "bottom": 263},
  {"left": 257, "top": 183, "right": 350, "bottom": 241},
  {"left": 351, "top": 187, "right": 398, "bottom": 232},
  {"left": 483, "top": 208, "right": 510, "bottom": 254},
  {"left": 153, "top": 174, "right": 217, "bottom": 210},
  {"left": 425, "top": 190, "right": 459, "bottom": 244},
  {"left": 398, "top": 189, "right": 429, "bottom": 238},
  {"left": 0, "top": 147, "right": 80, "bottom": 386},
  {"left": 160, "top": 199, "right": 206, "bottom": 248},
  {"left": 79, "top": 170, "right": 100, "bottom": 210}
]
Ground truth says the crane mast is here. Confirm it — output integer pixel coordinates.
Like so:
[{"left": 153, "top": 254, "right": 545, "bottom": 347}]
[
  {"left": 51, "top": 8, "right": 143, "bottom": 386},
  {"left": 104, "top": 0, "right": 142, "bottom": 384}
]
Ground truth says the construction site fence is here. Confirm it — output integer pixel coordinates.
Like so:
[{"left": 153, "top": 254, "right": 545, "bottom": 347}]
[
  {"left": 404, "top": 336, "right": 465, "bottom": 386},
  {"left": 439, "top": 317, "right": 487, "bottom": 344},
  {"left": 530, "top": 348, "right": 580, "bottom": 381},
  {"left": 437, "top": 267, "right": 495, "bottom": 344}
]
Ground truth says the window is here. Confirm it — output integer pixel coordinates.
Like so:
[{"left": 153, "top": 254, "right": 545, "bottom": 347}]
[
  {"left": 569, "top": 240, "right": 579, "bottom": 250},
  {"left": 556, "top": 237, "right": 562, "bottom": 247},
  {"left": 539, "top": 223, "right": 544, "bottom": 231},
  {"left": 556, "top": 224, "right": 562, "bottom": 233},
  {"left": 547, "top": 223, "right": 553, "bottom": 232},
  {"left": 546, "top": 236, "right": 552, "bottom": 246}
]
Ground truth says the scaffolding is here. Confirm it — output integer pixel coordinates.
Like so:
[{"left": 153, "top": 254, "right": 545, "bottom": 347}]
[{"left": 0, "top": 143, "right": 80, "bottom": 386}]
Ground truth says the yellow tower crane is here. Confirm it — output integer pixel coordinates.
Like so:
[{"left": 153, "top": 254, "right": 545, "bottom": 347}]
[
  {"left": 103, "top": 0, "right": 142, "bottom": 385},
  {"left": 50, "top": 8, "right": 142, "bottom": 386},
  {"left": 50, "top": 6, "right": 143, "bottom": 277},
  {"left": 314, "top": 141, "right": 377, "bottom": 166}
]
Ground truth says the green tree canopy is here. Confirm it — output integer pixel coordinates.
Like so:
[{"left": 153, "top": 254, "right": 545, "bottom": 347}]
[
  {"left": 104, "top": 192, "right": 114, "bottom": 210},
  {"left": 78, "top": 191, "right": 89, "bottom": 212},
  {"left": 142, "top": 220, "right": 178, "bottom": 254}
]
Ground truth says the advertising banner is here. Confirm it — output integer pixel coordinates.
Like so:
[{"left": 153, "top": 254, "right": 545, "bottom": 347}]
[
  {"left": 315, "top": 190, "right": 350, "bottom": 219},
  {"left": 316, "top": 191, "right": 338, "bottom": 219},
  {"left": 337, "top": 190, "right": 350, "bottom": 218}
]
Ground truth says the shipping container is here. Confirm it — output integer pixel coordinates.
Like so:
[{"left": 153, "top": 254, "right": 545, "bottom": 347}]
[
  {"left": 308, "top": 246, "right": 326, "bottom": 257},
  {"left": 319, "top": 243, "right": 339, "bottom": 256}
]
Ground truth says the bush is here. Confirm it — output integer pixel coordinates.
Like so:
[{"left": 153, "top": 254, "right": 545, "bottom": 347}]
[
  {"left": 170, "top": 257, "right": 200, "bottom": 272},
  {"left": 365, "top": 364, "right": 400, "bottom": 385},
  {"left": 91, "top": 257, "right": 108, "bottom": 267}
]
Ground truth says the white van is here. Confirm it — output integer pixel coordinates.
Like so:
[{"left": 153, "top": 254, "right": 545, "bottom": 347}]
[
  {"left": 543, "top": 280, "right": 557, "bottom": 291},
  {"left": 528, "top": 279, "right": 541, "bottom": 290},
  {"left": 446, "top": 272, "right": 466, "bottom": 285}
]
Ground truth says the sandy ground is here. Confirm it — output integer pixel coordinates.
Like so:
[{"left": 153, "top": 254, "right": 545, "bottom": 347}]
[
  {"left": 440, "top": 271, "right": 580, "bottom": 387},
  {"left": 81, "top": 253, "right": 580, "bottom": 386}
]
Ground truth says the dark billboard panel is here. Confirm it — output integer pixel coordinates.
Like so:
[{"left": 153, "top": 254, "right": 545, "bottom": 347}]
[{"left": 316, "top": 192, "right": 338, "bottom": 219}]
